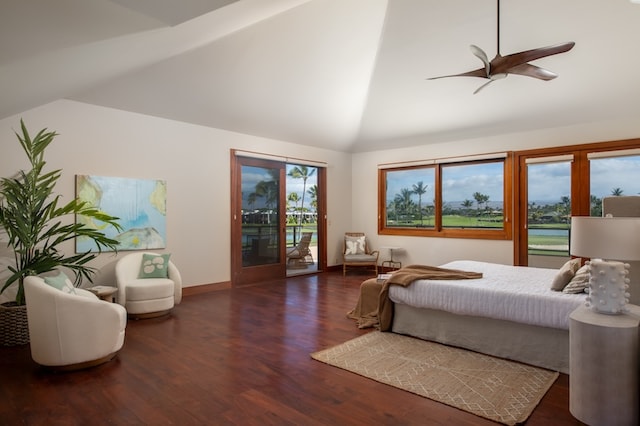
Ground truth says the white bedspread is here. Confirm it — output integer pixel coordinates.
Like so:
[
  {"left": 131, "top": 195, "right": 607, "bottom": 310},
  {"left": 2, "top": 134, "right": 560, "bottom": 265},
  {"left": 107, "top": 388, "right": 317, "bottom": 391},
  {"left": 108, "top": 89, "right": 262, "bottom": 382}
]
[{"left": 388, "top": 260, "right": 586, "bottom": 330}]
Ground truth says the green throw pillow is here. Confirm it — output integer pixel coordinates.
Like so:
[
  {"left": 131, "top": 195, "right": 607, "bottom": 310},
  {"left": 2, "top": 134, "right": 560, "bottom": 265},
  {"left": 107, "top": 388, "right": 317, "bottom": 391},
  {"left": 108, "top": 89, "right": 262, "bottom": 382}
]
[
  {"left": 139, "top": 253, "right": 171, "bottom": 279},
  {"left": 44, "top": 271, "right": 76, "bottom": 294}
]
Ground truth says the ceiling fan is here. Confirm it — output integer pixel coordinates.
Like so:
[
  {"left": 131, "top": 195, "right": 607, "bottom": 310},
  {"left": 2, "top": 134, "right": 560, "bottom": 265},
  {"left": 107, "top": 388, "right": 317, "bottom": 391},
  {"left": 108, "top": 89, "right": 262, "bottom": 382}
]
[{"left": 428, "top": 0, "right": 575, "bottom": 94}]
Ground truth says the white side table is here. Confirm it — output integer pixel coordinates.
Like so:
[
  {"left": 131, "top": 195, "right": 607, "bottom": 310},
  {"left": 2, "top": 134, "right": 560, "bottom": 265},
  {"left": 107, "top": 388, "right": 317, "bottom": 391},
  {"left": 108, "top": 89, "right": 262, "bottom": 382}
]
[
  {"left": 380, "top": 247, "right": 402, "bottom": 272},
  {"left": 569, "top": 304, "right": 640, "bottom": 425},
  {"left": 87, "top": 285, "right": 118, "bottom": 303}
]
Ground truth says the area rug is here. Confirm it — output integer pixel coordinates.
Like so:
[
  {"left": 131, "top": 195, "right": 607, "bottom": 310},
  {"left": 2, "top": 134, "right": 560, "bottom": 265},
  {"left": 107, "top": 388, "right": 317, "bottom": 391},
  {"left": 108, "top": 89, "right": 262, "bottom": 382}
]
[{"left": 311, "top": 331, "right": 558, "bottom": 425}]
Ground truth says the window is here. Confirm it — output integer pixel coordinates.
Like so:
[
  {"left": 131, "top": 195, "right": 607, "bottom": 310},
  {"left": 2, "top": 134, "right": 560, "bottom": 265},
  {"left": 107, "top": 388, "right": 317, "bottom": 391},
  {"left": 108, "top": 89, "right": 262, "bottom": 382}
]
[
  {"left": 383, "top": 166, "right": 436, "bottom": 229},
  {"left": 588, "top": 151, "right": 640, "bottom": 216},
  {"left": 441, "top": 162, "right": 505, "bottom": 229},
  {"left": 525, "top": 157, "right": 573, "bottom": 259},
  {"left": 379, "top": 155, "right": 512, "bottom": 240}
]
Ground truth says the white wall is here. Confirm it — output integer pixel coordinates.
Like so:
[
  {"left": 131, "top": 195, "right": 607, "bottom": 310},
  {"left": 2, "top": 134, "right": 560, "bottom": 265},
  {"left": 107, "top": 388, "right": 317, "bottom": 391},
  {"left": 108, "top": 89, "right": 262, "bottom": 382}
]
[
  {"left": 352, "top": 116, "right": 640, "bottom": 268},
  {"left": 0, "top": 100, "right": 352, "bottom": 298}
]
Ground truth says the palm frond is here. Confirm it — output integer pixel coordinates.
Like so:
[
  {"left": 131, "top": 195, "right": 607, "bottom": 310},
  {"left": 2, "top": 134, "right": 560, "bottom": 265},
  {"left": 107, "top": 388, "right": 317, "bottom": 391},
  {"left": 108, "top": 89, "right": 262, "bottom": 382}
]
[{"left": 0, "top": 120, "right": 123, "bottom": 305}]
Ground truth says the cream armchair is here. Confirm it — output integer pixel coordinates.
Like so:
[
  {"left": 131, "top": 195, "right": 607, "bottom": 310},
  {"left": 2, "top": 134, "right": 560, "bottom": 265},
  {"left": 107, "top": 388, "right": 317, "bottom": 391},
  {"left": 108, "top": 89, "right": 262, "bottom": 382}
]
[
  {"left": 115, "top": 252, "right": 182, "bottom": 319},
  {"left": 24, "top": 275, "right": 127, "bottom": 370}
]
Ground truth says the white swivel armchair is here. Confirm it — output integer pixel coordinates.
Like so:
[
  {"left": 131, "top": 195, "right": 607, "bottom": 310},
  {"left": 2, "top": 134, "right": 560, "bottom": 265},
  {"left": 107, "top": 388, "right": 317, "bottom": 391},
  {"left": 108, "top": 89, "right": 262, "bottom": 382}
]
[
  {"left": 24, "top": 275, "right": 127, "bottom": 370},
  {"left": 115, "top": 252, "right": 182, "bottom": 319}
]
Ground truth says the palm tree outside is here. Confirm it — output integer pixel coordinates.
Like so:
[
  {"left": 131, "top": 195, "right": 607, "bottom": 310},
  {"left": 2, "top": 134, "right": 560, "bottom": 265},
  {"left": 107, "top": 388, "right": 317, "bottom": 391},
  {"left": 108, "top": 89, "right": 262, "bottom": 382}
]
[
  {"left": 462, "top": 199, "right": 474, "bottom": 223},
  {"left": 412, "top": 181, "right": 428, "bottom": 226},
  {"left": 287, "top": 165, "right": 316, "bottom": 229}
]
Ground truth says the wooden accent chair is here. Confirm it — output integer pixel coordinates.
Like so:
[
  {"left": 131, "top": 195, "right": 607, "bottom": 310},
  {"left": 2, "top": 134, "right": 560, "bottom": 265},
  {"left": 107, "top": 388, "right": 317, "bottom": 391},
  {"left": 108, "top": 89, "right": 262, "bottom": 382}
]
[
  {"left": 286, "top": 232, "right": 314, "bottom": 269},
  {"left": 342, "top": 232, "right": 379, "bottom": 276}
]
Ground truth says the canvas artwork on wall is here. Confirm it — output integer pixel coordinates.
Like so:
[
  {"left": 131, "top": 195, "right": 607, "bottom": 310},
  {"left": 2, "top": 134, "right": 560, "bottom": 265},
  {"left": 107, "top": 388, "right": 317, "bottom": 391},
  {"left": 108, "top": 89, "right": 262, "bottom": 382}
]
[{"left": 75, "top": 175, "right": 167, "bottom": 252}]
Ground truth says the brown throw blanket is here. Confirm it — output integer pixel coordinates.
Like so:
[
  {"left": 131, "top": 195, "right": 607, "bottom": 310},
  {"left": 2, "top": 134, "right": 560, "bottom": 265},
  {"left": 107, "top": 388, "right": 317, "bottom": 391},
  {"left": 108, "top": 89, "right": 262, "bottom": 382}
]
[{"left": 348, "top": 264, "right": 483, "bottom": 331}]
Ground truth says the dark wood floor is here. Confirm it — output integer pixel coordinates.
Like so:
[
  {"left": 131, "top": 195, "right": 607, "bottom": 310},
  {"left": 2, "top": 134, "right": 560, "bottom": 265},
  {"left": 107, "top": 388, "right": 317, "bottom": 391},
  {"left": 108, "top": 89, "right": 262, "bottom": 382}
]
[{"left": 1, "top": 270, "right": 583, "bottom": 425}]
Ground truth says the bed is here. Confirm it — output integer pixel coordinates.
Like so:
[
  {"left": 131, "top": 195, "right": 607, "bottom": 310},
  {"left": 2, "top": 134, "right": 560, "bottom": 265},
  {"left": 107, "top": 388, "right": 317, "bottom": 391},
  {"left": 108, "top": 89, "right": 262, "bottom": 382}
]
[{"left": 387, "top": 260, "right": 587, "bottom": 373}]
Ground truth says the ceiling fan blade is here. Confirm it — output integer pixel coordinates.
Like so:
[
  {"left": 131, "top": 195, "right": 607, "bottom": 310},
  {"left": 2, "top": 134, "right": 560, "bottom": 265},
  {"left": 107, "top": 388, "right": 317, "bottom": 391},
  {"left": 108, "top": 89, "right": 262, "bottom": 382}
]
[
  {"left": 507, "top": 63, "right": 558, "bottom": 80},
  {"left": 492, "top": 42, "right": 575, "bottom": 73},
  {"left": 473, "top": 73, "right": 507, "bottom": 94},
  {"left": 470, "top": 45, "right": 490, "bottom": 77},
  {"left": 473, "top": 80, "right": 495, "bottom": 94},
  {"left": 427, "top": 67, "right": 488, "bottom": 80}
]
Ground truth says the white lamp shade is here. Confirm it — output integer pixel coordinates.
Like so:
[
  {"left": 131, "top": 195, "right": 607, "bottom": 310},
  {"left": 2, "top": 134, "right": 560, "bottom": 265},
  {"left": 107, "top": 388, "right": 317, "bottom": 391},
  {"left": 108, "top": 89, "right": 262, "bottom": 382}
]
[{"left": 570, "top": 216, "right": 640, "bottom": 261}]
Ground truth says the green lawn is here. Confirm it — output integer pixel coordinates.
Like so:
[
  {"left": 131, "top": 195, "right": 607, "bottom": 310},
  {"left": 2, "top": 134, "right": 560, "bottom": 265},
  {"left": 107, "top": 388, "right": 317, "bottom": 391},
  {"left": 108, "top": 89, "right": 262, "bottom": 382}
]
[{"left": 388, "top": 214, "right": 503, "bottom": 228}]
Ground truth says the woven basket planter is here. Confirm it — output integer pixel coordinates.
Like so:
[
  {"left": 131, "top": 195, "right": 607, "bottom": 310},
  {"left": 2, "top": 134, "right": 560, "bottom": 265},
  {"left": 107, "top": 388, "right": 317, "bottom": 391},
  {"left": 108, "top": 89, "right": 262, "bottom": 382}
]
[{"left": 0, "top": 302, "right": 29, "bottom": 346}]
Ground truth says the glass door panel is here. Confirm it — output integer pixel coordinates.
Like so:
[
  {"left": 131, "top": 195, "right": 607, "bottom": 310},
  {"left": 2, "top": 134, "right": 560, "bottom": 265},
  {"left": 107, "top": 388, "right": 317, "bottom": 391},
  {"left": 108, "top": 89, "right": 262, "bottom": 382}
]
[
  {"left": 286, "top": 164, "right": 319, "bottom": 276},
  {"left": 232, "top": 155, "right": 286, "bottom": 286},
  {"left": 242, "top": 165, "right": 281, "bottom": 267},
  {"left": 526, "top": 161, "right": 571, "bottom": 268}
]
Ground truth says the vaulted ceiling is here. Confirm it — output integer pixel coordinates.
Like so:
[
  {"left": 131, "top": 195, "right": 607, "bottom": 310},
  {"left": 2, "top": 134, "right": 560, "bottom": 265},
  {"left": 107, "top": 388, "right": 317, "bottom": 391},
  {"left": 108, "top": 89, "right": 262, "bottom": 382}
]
[{"left": 2, "top": 0, "right": 640, "bottom": 152}]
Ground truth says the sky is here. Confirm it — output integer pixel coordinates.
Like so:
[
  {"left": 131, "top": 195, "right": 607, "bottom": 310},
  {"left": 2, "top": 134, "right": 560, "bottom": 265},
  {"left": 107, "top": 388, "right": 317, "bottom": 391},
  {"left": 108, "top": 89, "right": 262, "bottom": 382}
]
[
  {"left": 589, "top": 156, "right": 640, "bottom": 198},
  {"left": 386, "top": 162, "right": 503, "bottom": 205},
  {"left": 529, "top": 156, "right": 640, "bottom": 203}
]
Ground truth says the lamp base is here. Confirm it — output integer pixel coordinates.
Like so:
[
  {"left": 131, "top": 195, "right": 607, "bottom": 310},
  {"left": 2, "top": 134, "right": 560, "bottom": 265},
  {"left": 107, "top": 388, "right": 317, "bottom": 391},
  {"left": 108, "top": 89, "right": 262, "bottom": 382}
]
[{"left": 585, "top": 259, "right": 631, "bottom": 315}]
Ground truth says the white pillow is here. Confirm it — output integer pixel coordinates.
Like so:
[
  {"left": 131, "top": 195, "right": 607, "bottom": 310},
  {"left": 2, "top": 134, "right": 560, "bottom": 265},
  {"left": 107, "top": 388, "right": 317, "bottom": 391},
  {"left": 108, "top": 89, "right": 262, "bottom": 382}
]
[
  {"left": 563, "top": 264, "right": 590, "bottom": 294},
  {"left": 345, "top": 236, "right": 366, "bottom": 255}
]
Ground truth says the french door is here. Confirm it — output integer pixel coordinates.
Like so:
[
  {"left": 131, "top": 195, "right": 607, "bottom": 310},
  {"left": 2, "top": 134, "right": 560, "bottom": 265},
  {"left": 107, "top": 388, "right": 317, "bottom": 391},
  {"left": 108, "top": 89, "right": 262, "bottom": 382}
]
[
  {"left": 231, "top": 153, "right": 287, "bottom": 285},
  {"left": 231, "top": 151, "right": 328, "bottom": 285},
  {"left": 514, "top": 140, "right": 640, "bottom": 268},
  {"left": 519, "top": 155, "right": 574, "bottom": 268}
]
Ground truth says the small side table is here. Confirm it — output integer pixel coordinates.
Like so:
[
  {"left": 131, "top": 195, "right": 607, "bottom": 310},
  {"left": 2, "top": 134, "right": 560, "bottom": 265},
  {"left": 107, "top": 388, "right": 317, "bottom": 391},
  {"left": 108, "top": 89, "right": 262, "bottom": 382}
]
[
  {"left": 569, "top": 304, "right": 640, "bottom": 425},
  {"left": 380, "top": 247, "right": 402, "bottom": 272},
  {"left": 87, "top": 286, "right": 118, "bottom": 303}
]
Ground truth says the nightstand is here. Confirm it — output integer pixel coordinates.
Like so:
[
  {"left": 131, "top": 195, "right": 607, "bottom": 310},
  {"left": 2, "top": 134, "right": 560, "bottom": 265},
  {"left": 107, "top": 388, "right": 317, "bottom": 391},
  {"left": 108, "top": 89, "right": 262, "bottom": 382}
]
[{"left": 569, "top": 304, "right": 640, "bottom": 425}]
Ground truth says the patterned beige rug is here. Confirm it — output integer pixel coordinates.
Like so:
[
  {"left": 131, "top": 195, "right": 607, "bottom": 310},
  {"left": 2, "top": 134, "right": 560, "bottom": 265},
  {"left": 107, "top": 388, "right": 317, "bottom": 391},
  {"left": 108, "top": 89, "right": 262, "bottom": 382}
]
[{"left": 311, "top": 331, "right": 558, "bottom": 425}]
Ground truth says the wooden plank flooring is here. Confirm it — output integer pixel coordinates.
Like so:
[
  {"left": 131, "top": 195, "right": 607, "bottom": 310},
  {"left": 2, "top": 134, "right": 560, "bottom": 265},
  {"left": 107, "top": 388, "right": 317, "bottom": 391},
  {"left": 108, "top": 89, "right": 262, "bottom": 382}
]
[{"left": 0, "top": 271, "right": 583, "bottom": 425}]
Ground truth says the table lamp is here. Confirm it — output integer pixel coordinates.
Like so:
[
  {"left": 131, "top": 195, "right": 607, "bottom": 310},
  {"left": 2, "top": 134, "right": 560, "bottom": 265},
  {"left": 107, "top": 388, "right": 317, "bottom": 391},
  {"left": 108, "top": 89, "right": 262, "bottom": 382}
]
[{"left": 570, "top": 216, "right": 640, "bottom": 314}]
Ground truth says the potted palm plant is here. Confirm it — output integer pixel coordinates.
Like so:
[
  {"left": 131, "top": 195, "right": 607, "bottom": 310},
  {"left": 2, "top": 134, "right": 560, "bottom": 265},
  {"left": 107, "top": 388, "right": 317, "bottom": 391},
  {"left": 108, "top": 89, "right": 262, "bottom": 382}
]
[{"left": 0, "top": 120, "right": 123, "bottom": 346}]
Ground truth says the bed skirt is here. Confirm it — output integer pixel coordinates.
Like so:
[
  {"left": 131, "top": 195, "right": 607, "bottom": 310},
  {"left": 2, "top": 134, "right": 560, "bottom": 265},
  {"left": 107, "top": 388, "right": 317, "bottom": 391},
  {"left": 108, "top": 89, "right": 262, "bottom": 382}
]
[{"left": 392, "top": 303, "right": 570, "bottom": 374}]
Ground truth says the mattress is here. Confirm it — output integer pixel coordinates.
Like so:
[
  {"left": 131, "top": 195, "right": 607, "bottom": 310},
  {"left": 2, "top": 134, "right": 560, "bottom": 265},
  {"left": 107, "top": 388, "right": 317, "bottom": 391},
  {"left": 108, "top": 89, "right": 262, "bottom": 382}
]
[{"left": 388, "top": 260, "right": 586, "bottom": 330}]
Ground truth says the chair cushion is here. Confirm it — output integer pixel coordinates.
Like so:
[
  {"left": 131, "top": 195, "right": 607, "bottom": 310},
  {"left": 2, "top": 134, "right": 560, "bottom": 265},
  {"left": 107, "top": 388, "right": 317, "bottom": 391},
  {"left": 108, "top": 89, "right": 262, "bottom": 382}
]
[
  {"left": 345, "top": 236, "right": 366, "bottom": 255},
  {"left": 344, "top": 254, "right": 377, "bottom": 263},
  {"left": 138, "top": 253, "right": 171, "bottom": 278},
  {"left": 44, "top": 271, "right": 76, "bottom": 295},
  {"left": 287, "top": 247, "right": 301, "bottom": 257},
  {"left": 125, "top": 278, "right": 175, "bottom": 301}
]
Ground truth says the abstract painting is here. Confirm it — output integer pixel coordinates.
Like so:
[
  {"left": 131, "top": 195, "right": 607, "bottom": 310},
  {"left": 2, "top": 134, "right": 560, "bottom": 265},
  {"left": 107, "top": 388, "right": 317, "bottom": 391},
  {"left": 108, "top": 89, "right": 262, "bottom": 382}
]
[{"left": 75, "top": 175, "right": 167, "bottom": 252}]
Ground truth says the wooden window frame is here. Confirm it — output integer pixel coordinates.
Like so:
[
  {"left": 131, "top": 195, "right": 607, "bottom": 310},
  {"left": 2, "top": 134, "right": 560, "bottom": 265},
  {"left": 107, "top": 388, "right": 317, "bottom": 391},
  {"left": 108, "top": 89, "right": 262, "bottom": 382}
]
[{"left": 378, "top": 154, "right": 513, "bottom": 241}]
